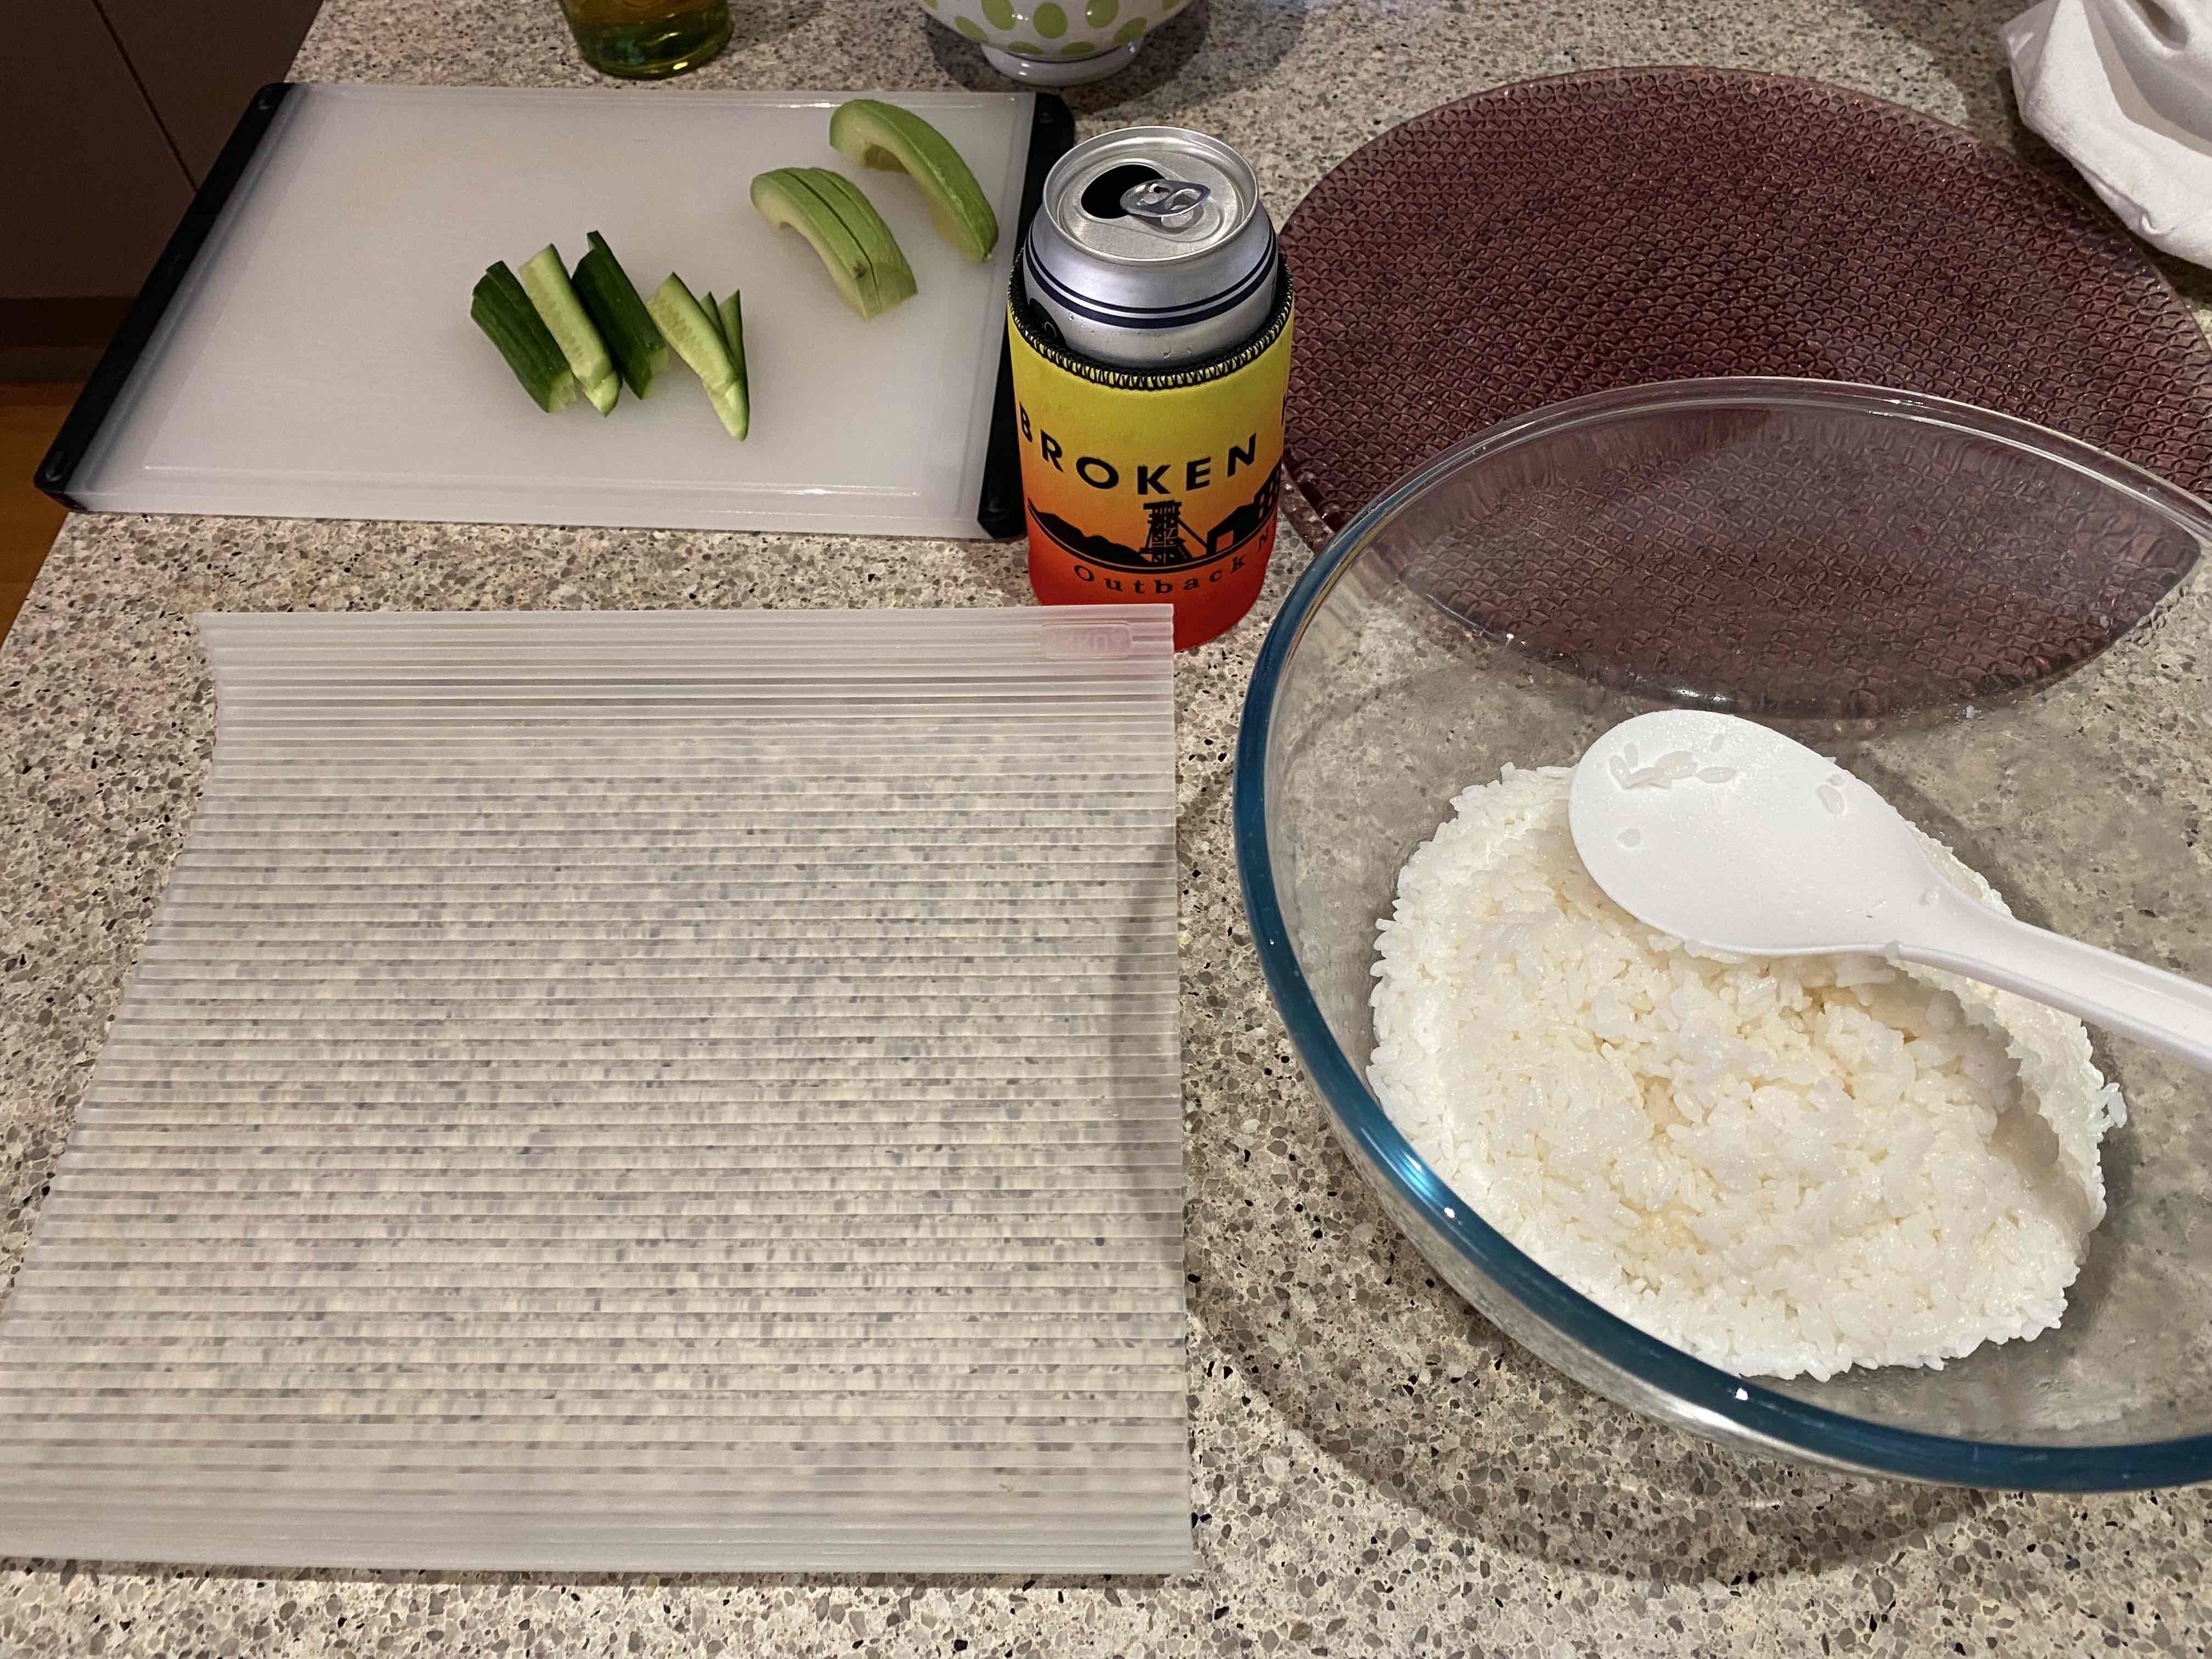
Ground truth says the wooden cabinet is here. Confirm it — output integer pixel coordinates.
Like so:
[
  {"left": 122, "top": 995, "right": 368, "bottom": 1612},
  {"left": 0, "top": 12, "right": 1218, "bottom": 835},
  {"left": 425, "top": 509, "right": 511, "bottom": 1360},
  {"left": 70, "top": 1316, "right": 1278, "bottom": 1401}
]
[
  {"left": 97, "top": 0, "right": 327, "bottom": 187},
  {"left": 2, "top": 0, "right": 321, "bottom": 370},
  {"left": 1, "top": 0, "right": 196, "bottom": 301}
]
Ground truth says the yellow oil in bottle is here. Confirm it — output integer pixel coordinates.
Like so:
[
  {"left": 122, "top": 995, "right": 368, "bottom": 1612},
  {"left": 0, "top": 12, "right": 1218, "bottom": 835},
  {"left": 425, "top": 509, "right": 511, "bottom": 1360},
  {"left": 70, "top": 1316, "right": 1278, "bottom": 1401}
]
[{"left": 559, "top": 0, "right": 731, "bottom": 78}]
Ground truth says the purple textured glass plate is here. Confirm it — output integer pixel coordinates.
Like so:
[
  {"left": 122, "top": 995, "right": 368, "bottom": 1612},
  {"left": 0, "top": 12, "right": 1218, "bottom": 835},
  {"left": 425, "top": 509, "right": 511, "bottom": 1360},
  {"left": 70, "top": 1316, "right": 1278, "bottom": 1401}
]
[{"left": 1279, "top": 67, "right": 2212, "bottom": 716}]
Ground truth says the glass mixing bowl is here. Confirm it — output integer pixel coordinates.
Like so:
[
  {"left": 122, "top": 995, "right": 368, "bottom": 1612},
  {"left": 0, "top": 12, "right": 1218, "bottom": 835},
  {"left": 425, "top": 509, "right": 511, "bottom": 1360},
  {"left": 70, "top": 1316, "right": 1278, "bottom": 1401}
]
[{"left": 1235, "top": 379, "right": 2212, "bottom": 1488}]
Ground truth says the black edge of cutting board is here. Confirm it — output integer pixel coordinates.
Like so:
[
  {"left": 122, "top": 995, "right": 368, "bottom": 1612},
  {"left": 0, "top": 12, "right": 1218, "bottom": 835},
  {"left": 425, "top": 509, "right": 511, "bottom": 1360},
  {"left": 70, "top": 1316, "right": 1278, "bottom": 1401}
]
[
  {"left": 37, "top": 82, "right": 296, "bottom": 511},
  {"left": 977, "top": 93, "right": 1077, "bottom": 540}
]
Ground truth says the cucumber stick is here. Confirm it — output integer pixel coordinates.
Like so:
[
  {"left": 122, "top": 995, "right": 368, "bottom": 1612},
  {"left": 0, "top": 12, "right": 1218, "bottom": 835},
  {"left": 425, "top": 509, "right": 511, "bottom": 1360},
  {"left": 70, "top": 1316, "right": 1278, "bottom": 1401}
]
[
  {"left": 697, "top": 289, "right": 751, "bottom": 430},
  {"left": 717, "top": 292, "right": 745, "bottom": 380},
  {"left": 647, "top": 273, "right": 748, "bottom": 440},
  {"left": 471, "top": 262, "right": 578, "bottom": 413},
  {"left": 572, "top": 231, "right": 668, "bottom": 398},
  {"left": 518, "top": 245, "right": 619, "bottom": 414}
]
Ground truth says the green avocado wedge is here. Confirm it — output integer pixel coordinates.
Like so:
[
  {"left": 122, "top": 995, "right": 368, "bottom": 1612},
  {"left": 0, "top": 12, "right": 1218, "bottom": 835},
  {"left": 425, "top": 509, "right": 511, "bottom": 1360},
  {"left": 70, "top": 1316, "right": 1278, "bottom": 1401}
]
[
  {"left": 828, "top": 99, "right": 999, "bottom": 264},
  {"left": 751, "top": 168, "right": 881, "bottom": 319},
  {"left": 801, "top": 168, "right": 917, "bottom": 312}
]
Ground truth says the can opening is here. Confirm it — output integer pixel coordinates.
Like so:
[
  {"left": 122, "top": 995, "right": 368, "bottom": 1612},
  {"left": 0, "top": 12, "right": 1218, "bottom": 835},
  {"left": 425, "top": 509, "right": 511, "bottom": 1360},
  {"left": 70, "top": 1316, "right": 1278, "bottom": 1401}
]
[{"left": 1079, "top": 163, "right": 1165, "bottom": 220}]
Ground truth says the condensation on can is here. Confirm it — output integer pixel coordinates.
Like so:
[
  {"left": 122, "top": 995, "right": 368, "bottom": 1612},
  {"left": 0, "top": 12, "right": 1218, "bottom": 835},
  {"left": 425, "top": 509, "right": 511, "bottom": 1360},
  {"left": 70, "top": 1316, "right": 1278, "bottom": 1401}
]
[{"left": 1021, "top": 126, "right": 1282, "bottom": 371}]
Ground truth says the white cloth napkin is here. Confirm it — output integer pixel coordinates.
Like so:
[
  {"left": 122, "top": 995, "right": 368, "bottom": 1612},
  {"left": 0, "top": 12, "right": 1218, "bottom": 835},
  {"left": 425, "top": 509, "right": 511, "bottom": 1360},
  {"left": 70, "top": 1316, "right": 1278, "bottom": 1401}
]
[{"left": 2005, "top": 0, "right": 2212, "bottom": 266}]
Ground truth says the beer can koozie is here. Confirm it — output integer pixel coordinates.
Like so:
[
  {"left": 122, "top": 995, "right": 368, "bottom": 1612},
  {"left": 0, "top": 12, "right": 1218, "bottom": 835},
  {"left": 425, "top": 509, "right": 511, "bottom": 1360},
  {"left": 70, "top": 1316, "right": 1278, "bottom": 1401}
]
[
  {"left": 1009, "top": 290, "right": 1294, "bottom": 651},
  {"left": 1009, "top": 126, "right": 1295, "bottom": 652}
]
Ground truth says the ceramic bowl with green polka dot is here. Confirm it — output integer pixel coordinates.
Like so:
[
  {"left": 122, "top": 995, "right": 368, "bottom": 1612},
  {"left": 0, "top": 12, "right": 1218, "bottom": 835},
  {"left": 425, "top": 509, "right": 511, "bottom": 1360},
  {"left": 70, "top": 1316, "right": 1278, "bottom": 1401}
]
[{"left": 920, "top": 0, "right": 1186, "bottom": 85}]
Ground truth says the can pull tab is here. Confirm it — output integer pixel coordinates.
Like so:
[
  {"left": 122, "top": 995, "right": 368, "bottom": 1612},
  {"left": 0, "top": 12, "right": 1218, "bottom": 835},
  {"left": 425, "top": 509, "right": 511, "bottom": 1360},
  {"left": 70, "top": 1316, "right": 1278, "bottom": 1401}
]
[{"left": 1120, "top": 177, "right": 1211, "bottom": 232}]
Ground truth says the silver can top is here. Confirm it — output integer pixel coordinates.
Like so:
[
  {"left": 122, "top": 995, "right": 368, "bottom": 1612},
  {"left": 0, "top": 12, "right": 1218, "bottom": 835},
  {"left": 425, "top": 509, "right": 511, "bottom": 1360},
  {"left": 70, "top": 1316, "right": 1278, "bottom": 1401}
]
[
  {"left": 1039, "top": 127, "right": 1262, "bottom": 268},
  {"left": 1024, "top": 125, "right": 1280, "bottom": 369}
]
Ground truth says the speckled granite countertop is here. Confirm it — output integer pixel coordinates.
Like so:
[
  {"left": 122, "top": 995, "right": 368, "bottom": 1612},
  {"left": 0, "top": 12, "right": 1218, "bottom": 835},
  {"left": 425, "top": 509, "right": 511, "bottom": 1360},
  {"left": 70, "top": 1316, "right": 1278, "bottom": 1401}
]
[{"left": 5, "top": 1, "right": 2212, "bottom": 1653}]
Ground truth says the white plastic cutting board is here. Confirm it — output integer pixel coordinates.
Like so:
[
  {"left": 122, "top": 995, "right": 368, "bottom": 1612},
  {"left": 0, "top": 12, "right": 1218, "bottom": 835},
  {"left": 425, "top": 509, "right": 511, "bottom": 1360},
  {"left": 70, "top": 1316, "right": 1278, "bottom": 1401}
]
[{"left": 67, "top": 85, "right": 1032, "bottom": 536}]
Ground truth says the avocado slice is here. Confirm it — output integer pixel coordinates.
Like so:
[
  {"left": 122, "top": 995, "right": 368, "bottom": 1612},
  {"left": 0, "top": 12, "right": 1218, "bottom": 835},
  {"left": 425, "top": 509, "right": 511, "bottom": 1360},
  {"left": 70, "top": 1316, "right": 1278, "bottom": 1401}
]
[
  {"left": 828, "top": 99, "right": 1000, "bottom": 264},
  {"left": 752, "top": 168, "right": 879, "bottom": 319},
  {"left": 802, "top": 168, "right": 918, "bottom": 312}
]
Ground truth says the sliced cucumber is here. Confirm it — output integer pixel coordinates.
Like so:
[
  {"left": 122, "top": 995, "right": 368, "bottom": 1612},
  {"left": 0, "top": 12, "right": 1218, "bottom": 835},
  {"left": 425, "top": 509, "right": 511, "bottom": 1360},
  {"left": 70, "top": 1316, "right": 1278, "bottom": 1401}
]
[
  {"left": 471, "top": 261, "right": 578, "bottom": 413},
  {"left": 803, "top": 169, "right": 917, "bottom": 312},
  {"left": 647, "top": 273, "right": 748, "bottom": 440},
  {"left": 699, "top": 291, "right": 726, "bottom": 353},
  {"left": 752, "top": 168, "right": 878, "bottom": 320},
  {"left": 718, "top": 290, "right": 748, "bottom": 432},
  {"left": 828, "top": 99, "right": 999, "bottom": 264},
  {"left": 519, "top": 244, "right": 619, "bottom": 415},
  {"left": 572, "top": 230, "right": 668, "bottom": 398},
  {"left": 717, "top": 291, "right": 745, "bottom": 378}
]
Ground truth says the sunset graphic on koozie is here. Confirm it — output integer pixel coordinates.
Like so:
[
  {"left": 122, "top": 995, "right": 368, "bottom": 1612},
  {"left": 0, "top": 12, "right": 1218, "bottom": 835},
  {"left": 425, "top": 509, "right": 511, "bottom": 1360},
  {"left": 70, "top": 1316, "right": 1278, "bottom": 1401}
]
[{"left": 1010, "top": 304, "right": 1294, "bottom": 651}]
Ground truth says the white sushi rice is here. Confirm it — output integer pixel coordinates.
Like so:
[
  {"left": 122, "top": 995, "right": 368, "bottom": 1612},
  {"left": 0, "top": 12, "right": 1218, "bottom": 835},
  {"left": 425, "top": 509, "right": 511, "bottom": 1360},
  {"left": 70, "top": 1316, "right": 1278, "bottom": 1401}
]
[{"left": 1368, "top": 763, "right": 2126, "bottom": 1381}]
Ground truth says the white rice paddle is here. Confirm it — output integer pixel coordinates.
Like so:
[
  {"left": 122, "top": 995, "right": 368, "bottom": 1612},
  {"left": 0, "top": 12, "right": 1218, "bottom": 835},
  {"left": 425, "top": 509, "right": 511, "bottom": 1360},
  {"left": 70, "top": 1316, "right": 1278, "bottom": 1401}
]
[{"left": 1567, "top": 709, "right": 2212, "bottom": 1072}]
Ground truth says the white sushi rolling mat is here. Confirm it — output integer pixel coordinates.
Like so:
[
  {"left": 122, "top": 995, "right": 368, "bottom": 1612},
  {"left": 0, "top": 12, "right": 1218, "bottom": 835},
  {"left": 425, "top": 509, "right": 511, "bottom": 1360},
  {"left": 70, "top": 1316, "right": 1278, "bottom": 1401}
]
[{"left": 0, "top": 607, "right": 1191, "bottom": 1573}]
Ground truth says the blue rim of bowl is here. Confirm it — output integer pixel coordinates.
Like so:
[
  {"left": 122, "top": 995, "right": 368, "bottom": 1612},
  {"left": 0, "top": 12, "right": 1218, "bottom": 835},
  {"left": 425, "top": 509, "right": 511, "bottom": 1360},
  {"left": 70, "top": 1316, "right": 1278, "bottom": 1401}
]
[{"left": 1234, "top": 376, "right": 2212, "bottom": 1491}]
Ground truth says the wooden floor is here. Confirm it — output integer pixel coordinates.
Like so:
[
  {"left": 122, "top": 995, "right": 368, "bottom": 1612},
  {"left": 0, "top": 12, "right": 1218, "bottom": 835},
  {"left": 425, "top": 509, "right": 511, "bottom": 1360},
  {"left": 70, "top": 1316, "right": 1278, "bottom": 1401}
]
[{"left": 1, "top": 385, "right": 77, "bottom": 643}]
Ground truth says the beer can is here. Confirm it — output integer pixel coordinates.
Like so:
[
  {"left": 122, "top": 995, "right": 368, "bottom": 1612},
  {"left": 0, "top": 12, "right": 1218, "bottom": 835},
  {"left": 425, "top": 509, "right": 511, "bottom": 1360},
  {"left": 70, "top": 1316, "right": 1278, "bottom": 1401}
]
[
  {"left": 1022, "top": 127, "right": 1281, "bottom": 371},
  {"left": 1009, "top": 126, "right": 1294, "bottom": 651}
]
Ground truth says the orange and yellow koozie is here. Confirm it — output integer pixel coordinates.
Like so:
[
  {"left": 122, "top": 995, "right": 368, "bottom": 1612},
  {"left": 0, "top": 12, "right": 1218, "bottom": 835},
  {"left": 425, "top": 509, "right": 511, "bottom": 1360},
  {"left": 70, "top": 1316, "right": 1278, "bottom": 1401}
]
[{"left": 1008, "top": 284, "right": 1294, "bottom": 652}]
